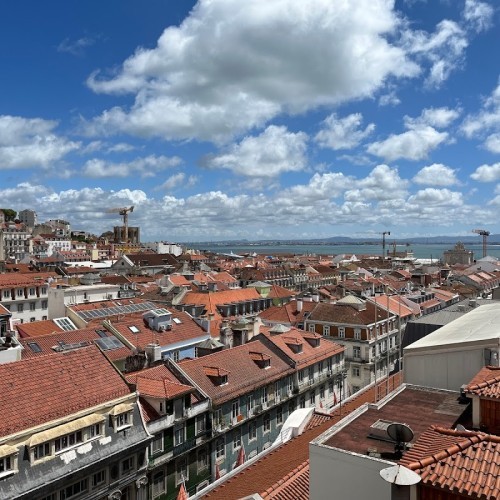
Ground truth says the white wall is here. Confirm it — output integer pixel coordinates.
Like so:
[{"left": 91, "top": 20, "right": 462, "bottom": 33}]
[
  {"left": 404, "top": 346, "right": 489, "bottom": 391},
  {"left": 310, "top": 443, "right": 392, "bottom": 500}
]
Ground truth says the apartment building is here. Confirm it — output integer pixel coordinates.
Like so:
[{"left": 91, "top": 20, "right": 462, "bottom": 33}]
[
  {"left": 305, "top": 295, "right": 400, "bottom": 395},
  {"left": 0, "top": 221, "right": 32, "bottom": 261},
  {"left": 0, "top": 346, "right": 151, "bottom": 500},
  {"left": 0, "top": 273, "right": 55, "bottom": 324}
]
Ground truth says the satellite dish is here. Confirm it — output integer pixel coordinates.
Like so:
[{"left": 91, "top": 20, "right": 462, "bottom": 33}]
[
  {"left": 387, "top": 423, "right": 414, "bottom": 456},
  {"left": 380, "top": 465, "right": 421, "bottom": 486},
  {"left": 455, "top": 424, "right": 467, "bottom": 431}
]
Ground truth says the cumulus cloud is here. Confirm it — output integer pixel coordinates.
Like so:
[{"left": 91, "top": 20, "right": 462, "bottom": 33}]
[
  {"left": 159, "top": 172, "right": 198, "bottom": 191},
  {"left": 367, "top": 126, "right": 448, "bottom": 162},
  {"left": 463, "top": 0, "right": 494, "bottom": 33},
  {"left": 470, "top": 162, "right": 500, "bottom": 182},
  {"left": 408, "top": 188, "right": 463, "bottom": 206},
  {"left": 461, "top": 80, "right": 500, "bottom": 152},
  {"left": 202, "top": 125, "right": 308, "bottom": 177},
  {"left": 84, "top": 0, "right": 418, "bottom": 142},
  {"left": 0, "top": 115, "right": 79, "bottom": 169},
  {"left": 367, "top": 107, "right": 456, "bottom": 161},
  {"left": 400, "top": 19, "right": 468, "bottom": 88},
  {"left": 82, "top": 155, "right": 182, "bottom": 178},
  {"left": 315, "top": 113, "right": 375, "bottom": 150},
  {"left": 413, "top": 163, "right": 459, "bottom": 186}
]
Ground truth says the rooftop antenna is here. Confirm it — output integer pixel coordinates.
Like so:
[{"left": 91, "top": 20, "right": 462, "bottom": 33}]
[{"left": 387, "top": 422, "right": 414, "bottom": 458}]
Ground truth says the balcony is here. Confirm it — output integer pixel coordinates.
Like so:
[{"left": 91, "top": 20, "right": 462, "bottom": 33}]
[
  {"left": 185, "top": 400, "right": 210, "bottom": 419},
  {"left": 173, "top": 437, "right": 197, "bottom": 457}
]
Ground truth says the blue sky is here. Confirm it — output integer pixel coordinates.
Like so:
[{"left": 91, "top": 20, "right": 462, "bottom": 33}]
[{"left": 1, "top": 0, "right": 499, "bottom": 242}]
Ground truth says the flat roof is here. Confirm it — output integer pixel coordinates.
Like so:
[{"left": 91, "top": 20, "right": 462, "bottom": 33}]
[
  {"left": 318, "top": 385, "right": 468, "bottom": 461},
  {"left": 404, "top": 301, "right": 500, "bottom": 351}
]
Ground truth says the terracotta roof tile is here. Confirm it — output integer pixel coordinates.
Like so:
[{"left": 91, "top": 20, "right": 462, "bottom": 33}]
[
  {"left": 401, "top": 426, "right": 500, "bottom": 499},
  {"left": 16, "top": 320, "right": 64, "bottom": 338},
  {"left": 0, "top": 345, "right": 131, "bottom": 438},
  {"left": 465, "top": 366, "right": 500, "bottom": 398}
]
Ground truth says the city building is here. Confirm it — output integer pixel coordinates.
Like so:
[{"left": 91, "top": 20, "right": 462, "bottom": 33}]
[
  {"left": 0, "top": 346, "right": 151, "bottom": 499},
  {"left": 443, "top": 241, "right": 474, "bottom": 265},
  {"left": 17, "top": 209, "right": 37, "bottom": 228}
]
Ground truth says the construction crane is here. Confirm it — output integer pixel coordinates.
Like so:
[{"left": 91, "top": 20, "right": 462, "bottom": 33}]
[
  {"left": 472, "top": 228, "right": 490, "bottom": 258},
  {"left": 382, "top": 231, "right": 391, "bottom": 259},
  {"left": 108, "top": 206, "right": 134, "bottom": 242}
]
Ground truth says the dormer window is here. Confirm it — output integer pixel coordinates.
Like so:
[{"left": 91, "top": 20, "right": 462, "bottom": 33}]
[
  {"left": 109, "top": 403, "right": 134, "bottom": 432},
  {"left": 204, "top": 366, "right": 229, "bottom": 386},
  {"left": 249, "top": 352, "right": 271, "bottom": 369},
  {"left": 0, "top": 445, "right": 18, "bottom": 479},
  {"left": 283, "top": 336, "right": 303, "bottom": 354}
]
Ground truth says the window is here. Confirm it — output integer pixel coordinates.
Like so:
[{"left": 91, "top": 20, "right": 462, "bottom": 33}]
[
  {"left": 309, "top": 390, "right": 315, "bottom": 406},
  {"left": 0, "top": 454, "right": 15, "bottom": 475},
  {"left": 262, "top": 386, "right": 268, "bottom": 405},
  {"left": 16, "top": 289, "right": 23, "bottom": 297},
  {"left": 152, "top": 470, "right": 166, "bottom": 498},
  {"left": 263, "top": 413, "right": 271, "bottom": 432},
  {"left": 29, "top": 288, "right": 35, "bottom": 296},
  {"left": 116, "top": 412, "right": 130, "bottom": 430},
  {"left": 17, "top": 304, "right": 23, "bottom": 313},
  {"left": 176, "top": 458, "right": 188, "bottom": 486},
  {"left": 352, "top": 366, "right": 360, "bottom": 377},
  {"left": 34, "top": 442, "right": 51, "bottom": 460},
  {"left": 308, "top": 323, "right": 315, "bottom": 332},
  {"left": 121, "top": 456, "right": 135, "bottom": 475},
  {"left": 151, "top": 434, "right": 163, "bottom": 455},
  {"left": 248, "top": 421, "right": 257, "bottom": 440},
  {"left": 353, "top": 346, "right": 361, "bottom": 359},
  {"left": 197, "top": 448, "right": 208, "bottom": 472},
  {"left": 277, "top": 407, "right": 283, "bottom": 424},
  {"left": 214, "top": 408, "right": 223, "bottom": 428},
  {"left": 323, "top": 325, "right": 330, "bottom": 336},
  {"left": 41, "top": 300, "right": 48, "bottom": 309},
  {"left": 30, "top": 302, "right": 36, "bottom": 311},
  {"left": 2, "top": 290, "right": 9, "bottom": 299},
  {"left": 30, "top": 317, "right": 35, "bottom": 322},
  {"left": 41, "top": 287, "right": 47, "bottom": 294},
  {"left": 174, "top": 427, "right": 185, "bottom": 447},
  {"left": 233, "top": 429, "right": 242, "bottom": 450},
  {"left": 232, "top": 401, "right": 240, "bottom": 420},
  {"left": 300, "top": 396, "right": 305, "bottom": 409},
  {"left": 42, "top": 315, "right": 47, "bottom": 320},
  {"left": 92, "top": 470, "right": 106, "bottom": 488},
  {"left": 328, "top": 381, "right": 334, "bottom": 394},
  {"left": 172, "top": 350, "right": 180, "bottom": 362},
  {"left": 287, "top": 377, "right": 293, "bottom": 393},
  {"left": 60, "top": 479, "right": 88, "bottom": 500},
  {"left": 338, "top": 327, "right": 345, "bottom": 338},
  {"left": 54, "top": 430, "right": 83, "bottom": 452},
  {"left": 354, "top": 328, "right": 361, "bottom": 340},
  {"left": 308, "top": 366, "right": 314, "bottom": 381},
  {"left": 196, "top": 415, "right": 206, "bottom": 434},
  {"left": 298, "top": 370, "right": 304, "bottom": 383},
  {"left": 216, "top": 438, "right": 225, "bottom": 459},
  {"left": 320, "top": 385, "right": 325, "bottom": 399}
]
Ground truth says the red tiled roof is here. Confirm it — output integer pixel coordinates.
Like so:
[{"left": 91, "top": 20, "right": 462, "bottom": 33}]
[
  {"left": 465, "top": 366, "right": 500, "bottom": 398},
  {"left": 261, "top": 460, "right": 310, "bottom": 499},
  {"left": 0, "top": 272, "right": 56, "bottom": 288},
  {"left": 126, "top": 364, "right": 193, "bottom": 399},
  {"left": 180, "top": 340, "right": 294, "bottom": 406},
  {"left": 0, "top": 346, "right": 131, "bottom": 438},
  {"left": 16, "top": 320, "right": 64, "bottom": 338},
  {"left": 401, "top": 426, "right": 500, "bottom": 499}
]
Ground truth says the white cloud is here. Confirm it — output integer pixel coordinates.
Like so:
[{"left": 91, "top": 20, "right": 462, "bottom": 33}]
[
  {"left": 315, "top": 113, "right": 375, "bottom": 150},
  {"left": 461, "top": 80, "right": 500, "bottom": 152},
  {"left": 82, "top": 155, "right": 182, "bottom": 178},
  {"left": 413, "top": 163, "right": 459, "bottom": 186},
  {"left": 0, "top": 115, "right": 79, "bottom": 169},
  {"left": 85, "top": 0, "right": 418, "bottom": 142},
  {"left": 57, "top": 36, "right": 97, "bottom": 56},
  {"left": 202, "top": 125, "right": 308, "bottom": 177},
  {"left": 405, "top": 107, "right": 461, "bottom": 129},
  {"left": 463, "top": 0, "right": 494, "bottom": 33},
  {"left": 470, "top": 162, "right": 500, "bottom": 182},
  {"left": 367, "top": 125, "right": 448, "bottom": 161},
  {"left": 484, "top": 133, "right": 500, "bottom": 153},
  {"left": 378, "top": 91, "right": 401, "bottom": 107},
  {"left": 408, "top": 188, "right": 463, "bottom": 206},
  {"left": 160, "top": 172, "right": 198, "bottom": 191},
  {"left": 400, "top": 19, "right": 468, "bottom": 88}
]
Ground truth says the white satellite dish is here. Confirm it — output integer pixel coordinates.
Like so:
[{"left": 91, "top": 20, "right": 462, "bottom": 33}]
[{"left": 380, "top": 464, "right": 421, "bottom": 486}]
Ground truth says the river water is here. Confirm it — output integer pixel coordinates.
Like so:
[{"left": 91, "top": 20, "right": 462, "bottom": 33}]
[{"left": 189, "top": 242, "right": 500, "bottom": 261}]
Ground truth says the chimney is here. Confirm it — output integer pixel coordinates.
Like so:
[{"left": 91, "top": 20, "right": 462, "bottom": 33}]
[{"left": 296, "top": 298, "right": 303, "bottom": 312}]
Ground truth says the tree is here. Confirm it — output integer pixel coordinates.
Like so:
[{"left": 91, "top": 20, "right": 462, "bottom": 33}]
[{"left": 0, "top": 208, "right": 17, "bottom": 221}]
